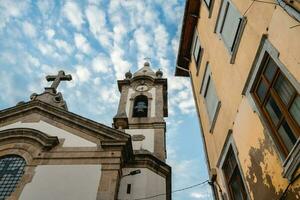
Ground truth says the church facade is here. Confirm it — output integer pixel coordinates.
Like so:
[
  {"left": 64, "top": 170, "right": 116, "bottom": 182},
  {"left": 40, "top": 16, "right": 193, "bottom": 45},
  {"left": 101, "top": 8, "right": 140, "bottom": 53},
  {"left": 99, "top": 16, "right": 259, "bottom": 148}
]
[{"left": 0, "top": 62, "right": 171, "bottom": 200}]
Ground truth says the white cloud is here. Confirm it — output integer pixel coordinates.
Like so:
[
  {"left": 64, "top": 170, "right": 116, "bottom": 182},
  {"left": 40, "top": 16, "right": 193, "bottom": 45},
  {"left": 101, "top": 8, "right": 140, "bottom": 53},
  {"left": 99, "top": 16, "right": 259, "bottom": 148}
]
[
  {"left": 54, "top": 39, "right": 73, "bottom": 54},
  {"left": 45, "top": 29, "right": 55, "bottom": 39},
  {"left": 38, "top": 42, "right": 55, "bottom": 55},
  {"left": 0, "top": 0, "right": 29, "bottom": 30},
  {"left": 110, "top": 46, "right": 131, "bottom": 79},
  {"left": 134, "top": 27, "right": 153, "bottom": 56},
  {"left": 27, "top": 53, "right": 40, "bottom": 67},
  {"left": 22, "top": 21, "right": 37, "bottom": 38},
  {"left": 62, "top": 1, "right": 84, "bottom": 30},
  {"left": 75, "top": 65, "right": 91, "bottom": 83},
  {"left": 190, "top": 191, "right": 210, "bottom": 199},
  {"left": 154, "top": 24, "right": 169, "bottom": 58},
  {"left": 92, "top": 54, "right": 111, "bottom": 73},
  {"left": 74, "top": 33, "right": 92, "bottom": 54},
  {"left": 85, "top": 5, "right": 111, "bottom": 47}
]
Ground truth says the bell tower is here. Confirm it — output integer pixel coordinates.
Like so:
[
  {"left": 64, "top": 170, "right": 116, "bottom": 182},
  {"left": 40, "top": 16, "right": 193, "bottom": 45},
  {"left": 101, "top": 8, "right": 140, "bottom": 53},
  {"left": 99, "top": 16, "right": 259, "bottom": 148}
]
[{"left": 114, "top": 61, "right": 168, "bottom": 161}]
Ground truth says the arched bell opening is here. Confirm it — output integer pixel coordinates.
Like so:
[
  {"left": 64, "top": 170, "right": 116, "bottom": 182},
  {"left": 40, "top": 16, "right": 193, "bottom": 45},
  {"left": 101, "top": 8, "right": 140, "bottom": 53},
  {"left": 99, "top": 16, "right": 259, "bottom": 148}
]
[{"left": 132, "top": 95, "right": 148, "bottom": 118}]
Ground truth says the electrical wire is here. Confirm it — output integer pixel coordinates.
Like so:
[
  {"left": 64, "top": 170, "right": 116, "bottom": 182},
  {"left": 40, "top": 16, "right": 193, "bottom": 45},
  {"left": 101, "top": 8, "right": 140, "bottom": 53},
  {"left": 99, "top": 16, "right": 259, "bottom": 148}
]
[{"left": 133, "top": 180, "right": 209, "bottom": 200}]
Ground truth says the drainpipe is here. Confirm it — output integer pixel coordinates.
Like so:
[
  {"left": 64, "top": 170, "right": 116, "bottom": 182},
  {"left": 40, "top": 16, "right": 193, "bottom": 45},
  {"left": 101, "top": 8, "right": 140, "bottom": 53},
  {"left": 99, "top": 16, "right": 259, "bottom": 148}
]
[
  {"left": 276, "top": 0, "right": 300, "bottom": 22},
  {"left": 176, "top": 65, "right": 219, "bottom": 200}
]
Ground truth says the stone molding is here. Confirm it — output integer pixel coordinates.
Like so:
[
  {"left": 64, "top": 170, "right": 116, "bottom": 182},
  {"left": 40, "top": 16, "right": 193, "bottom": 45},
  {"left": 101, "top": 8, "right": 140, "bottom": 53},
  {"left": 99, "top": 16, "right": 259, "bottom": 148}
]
[{"left": 0, "top": 128, "right": 59, "bottom": 150}]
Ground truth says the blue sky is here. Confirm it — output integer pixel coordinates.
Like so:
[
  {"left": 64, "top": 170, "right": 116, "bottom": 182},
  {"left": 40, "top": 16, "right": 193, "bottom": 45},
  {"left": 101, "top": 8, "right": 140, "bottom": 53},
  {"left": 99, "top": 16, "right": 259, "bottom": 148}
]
[{"left": 0, "top": 0, "right": 212, "bottom": 199}]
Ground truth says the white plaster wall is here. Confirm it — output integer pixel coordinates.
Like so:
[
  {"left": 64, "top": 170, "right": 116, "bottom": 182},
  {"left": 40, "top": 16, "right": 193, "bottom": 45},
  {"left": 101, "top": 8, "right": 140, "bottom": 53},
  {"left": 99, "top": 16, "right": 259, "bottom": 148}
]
[
  {"left": 118, "top": 168, "right": 166, "bottom": 200},
  {"left": 126, "top": 88, "right": 135, "bottom": 116},
  {"left": 20, "top": 165, "right": 101, "bottom": 200},
  {"left": 125, "top": 129, "right": 154, "bottom": 153},
  {"left": 0, "top": 120, "right": 96, "bottom": 147},
  {"left": 149, "top": 87, "right": 156, "bottom": 117}
]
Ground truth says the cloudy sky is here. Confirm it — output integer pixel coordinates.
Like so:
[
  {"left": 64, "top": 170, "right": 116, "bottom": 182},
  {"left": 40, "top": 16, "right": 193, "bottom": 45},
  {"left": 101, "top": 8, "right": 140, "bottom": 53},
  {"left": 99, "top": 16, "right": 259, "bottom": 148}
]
[{"left": 0, "top": 0, "right": 212, "bottom": 199}]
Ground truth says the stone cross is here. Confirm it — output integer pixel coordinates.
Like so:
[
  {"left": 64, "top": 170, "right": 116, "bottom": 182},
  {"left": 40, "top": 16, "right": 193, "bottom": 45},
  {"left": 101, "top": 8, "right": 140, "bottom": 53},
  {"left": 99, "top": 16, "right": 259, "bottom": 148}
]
[
  {"left": 143, "top": 57, "right": 151, "bottom": 62},
  {"left": 46, "top": 70, "right": 72, "bottom": 91}
]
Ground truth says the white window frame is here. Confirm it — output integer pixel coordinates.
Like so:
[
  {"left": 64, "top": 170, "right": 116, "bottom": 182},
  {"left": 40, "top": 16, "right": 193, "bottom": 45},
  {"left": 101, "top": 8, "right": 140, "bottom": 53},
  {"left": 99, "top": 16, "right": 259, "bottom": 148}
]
[{"left": 214, "top": 0, "right": 247, "bottom": 64}]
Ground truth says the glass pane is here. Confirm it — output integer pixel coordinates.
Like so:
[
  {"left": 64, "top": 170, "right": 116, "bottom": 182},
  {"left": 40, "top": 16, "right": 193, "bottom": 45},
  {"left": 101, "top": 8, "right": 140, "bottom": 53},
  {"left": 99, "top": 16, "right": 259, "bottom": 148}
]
[
  {"left": 278, "top": 120, "right": 297, "bottom": 153},
  {"left": 0, "top": 156, "right": 26, "bottom": 200},
  {"left": 256, "top": 80, "right": 268, "bottom": 102},
  {"left": 229, "top": 169, "right": 247, "bottom": 200},
  {"left": 265, "top": 96, "right": 282, "bottom": 125},
  {"left": 205, "top": 77, "right": 219, "bottom": 123},
  {"left": 290, "top": 96, "right": 300, "bottom": 126},
  {"left": 221, "top": 2, "right": 241, "bottom": 51},
  {"left": 274, "top": 74, "right": 295, "bottom": 105},
  {"left": 193, "top": 37, "right": 201, "bottom": 64},
  {"left": 264, "top": 58, "right": 277, "bottom": 82}
]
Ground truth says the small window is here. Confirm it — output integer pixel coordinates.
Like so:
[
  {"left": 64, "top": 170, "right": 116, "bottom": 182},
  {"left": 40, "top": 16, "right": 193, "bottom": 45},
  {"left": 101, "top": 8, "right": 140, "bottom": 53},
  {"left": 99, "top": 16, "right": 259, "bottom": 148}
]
[
  {"left": 222, "top": 147, "right": 248, "bottom": 200},
  {"left": 251, "top": 54, "right": 300, "bottom": 157},
  {"left": 132, "top": 95, "right": 148, "bottom": 118},
  {"left": 215, "top": 0, "right": 245, "bottom": 63},
  {"left": 192, "top": 31, "right": 203, "bottom": 73},
  {"left": 200, "top": 63, "right": 221, "bottom": 132},
  {"left": 204, "top": 0, "right": 212, "bottom": 9},
  {"left": 0, "top": 155, "right": 26, "bottom": 199},
  {"left": 126, "top": 184, "right": 131, "bottom": 194}
]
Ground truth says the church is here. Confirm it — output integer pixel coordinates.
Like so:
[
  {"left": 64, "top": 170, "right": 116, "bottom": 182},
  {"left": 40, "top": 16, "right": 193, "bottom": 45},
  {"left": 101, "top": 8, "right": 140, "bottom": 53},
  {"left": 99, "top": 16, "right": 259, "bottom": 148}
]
[{"left": 0, "top": 62, "right": 171, "bottom": 200}]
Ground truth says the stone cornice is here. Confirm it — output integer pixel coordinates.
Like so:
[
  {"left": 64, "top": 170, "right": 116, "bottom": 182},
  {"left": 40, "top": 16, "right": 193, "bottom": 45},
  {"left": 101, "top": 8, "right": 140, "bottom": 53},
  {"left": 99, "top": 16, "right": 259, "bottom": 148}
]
[
  {"left": 0, "top": 128, "right": 59, "bottom": 150},
  {"left": 0, "top": 100, "right": 131, "bottom": 142}
]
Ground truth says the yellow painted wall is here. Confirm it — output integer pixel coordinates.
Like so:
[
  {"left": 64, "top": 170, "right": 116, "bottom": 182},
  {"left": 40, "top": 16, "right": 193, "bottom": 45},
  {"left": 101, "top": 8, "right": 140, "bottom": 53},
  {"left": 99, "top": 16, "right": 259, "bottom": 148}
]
[{"left": 188, "top": 0, "right": 300, "bottom": 199}]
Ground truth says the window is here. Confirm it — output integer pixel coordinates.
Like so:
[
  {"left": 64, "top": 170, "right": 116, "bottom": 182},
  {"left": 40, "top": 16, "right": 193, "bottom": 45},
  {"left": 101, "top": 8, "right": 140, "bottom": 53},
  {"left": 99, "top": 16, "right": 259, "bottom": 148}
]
[
  {"left": 132, "top": 95, "right": 148, "bottom": 118},
  {"left": 251, "top": 54, "right": 300, "bottom": 158},
  {"left": 0, "top": 155, "right": 26, "bottom": 199},
  {"left": 222, "top": 147, "right": 248, "bottom": 200},
  {"left": 215, "top": 0, "right": 246, "bottom": 63},
  {"left": 192, "top": 31, "right": 202, "bottom": 73},
  {"left": 200, "top": 63, "right": 221, "bottom": 132},
  {"left": 204, "top": 0, "right": 212, "bottom": 9}
]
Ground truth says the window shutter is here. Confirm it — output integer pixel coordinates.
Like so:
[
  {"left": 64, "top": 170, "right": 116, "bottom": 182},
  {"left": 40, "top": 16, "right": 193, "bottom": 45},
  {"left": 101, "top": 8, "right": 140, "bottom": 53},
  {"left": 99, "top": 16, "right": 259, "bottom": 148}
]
[
  {"left": 200, "top": 63, "right": 220, "bottom": 124},
  {"left": 220, "top": 2, "right": 241, "bottom": 51}
]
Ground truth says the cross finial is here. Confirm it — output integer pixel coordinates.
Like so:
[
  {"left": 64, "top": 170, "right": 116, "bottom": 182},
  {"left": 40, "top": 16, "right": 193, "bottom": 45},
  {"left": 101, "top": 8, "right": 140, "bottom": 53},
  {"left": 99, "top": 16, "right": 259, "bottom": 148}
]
[
  {"left": 45, "top": 70, "right": 72, "bottom": 93},
  {"left": 143, "top": 57, "right": 151, "bottom": 62}
]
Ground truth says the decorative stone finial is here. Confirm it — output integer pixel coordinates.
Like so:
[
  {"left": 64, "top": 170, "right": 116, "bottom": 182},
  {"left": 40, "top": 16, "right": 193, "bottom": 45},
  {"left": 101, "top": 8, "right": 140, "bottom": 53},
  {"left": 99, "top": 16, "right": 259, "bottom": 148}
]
[
  {"left": 28, "top": 70, "right": 72, "bottom": 110},
  {"left": 125, "top": 70, "right": 132, "bottom": 79},
  {"left": 156, "top": 69, "right": 163, "bottom": 78},
  {"left": 144, "top": 61, "right": 150, "bottom": 67}
]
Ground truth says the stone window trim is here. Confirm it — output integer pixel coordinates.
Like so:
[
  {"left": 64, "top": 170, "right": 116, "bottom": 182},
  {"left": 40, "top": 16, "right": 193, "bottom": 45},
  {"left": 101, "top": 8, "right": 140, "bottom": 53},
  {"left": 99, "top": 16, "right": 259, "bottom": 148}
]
[
  {"left": 129, "top": 91, "right": 153, "bottom": 118},
  {"left": 217, "top": 130, "right": 251, "bottom": 200},
  {"left": 200, "top": 62, "right": 221, "bottom": 133},
  {"left": 203, "top": 0, "right": 215, "bottom": 18},
  {"left": 243, "top": 36, "right": 300, "bottom": 181},
  {"left": 214, "top": 0, "right": 247, "bottom": 64}
]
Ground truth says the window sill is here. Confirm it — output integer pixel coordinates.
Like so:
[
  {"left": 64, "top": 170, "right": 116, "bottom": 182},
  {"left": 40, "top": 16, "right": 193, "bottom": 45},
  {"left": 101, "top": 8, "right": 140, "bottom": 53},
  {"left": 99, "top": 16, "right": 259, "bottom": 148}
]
[{"left": 282, "top": 138, "right": 300, "bottom": 182}]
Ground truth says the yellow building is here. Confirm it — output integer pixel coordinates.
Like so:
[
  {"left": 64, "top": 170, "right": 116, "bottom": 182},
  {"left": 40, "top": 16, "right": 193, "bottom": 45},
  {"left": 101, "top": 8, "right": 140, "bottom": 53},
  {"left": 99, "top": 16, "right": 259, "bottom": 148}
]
[{"left": 175, "top": 0, "right": 300, "bottom": 199}]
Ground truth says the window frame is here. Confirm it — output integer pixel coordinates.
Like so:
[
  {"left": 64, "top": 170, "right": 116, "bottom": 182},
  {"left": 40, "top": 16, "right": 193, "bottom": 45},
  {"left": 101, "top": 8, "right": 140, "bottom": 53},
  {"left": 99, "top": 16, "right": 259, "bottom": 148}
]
[
  {"left": 203, "top": 0, "right": 215, "bottom": 18},
  {"left": 243, "top": 37, "right": 300, "bottom": 181},
  {"left": 0, "top": 155, "right": 26, "bottom": 199},
  {"left": 214, "top": 0, "right": 247, "bottom": 64},
  {"left": 217, "top": 131, "right": 250, "bottom": 200},
  {"left": 251, "top": 54, "right": 300, "bottom": 157},
  {"left": 191, "top": 30, "right": 203, "bottom": 75},
  {"left": 200, "top": 62, "right": 221, "bottom": 133}
]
